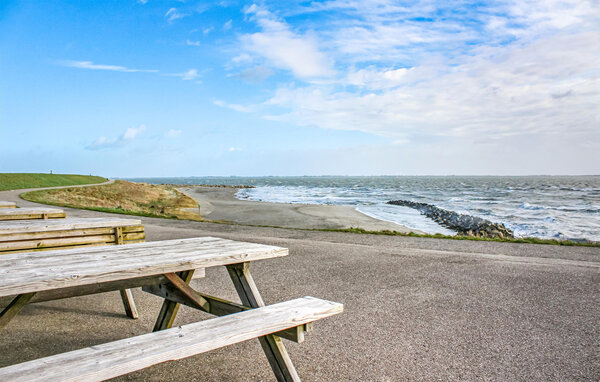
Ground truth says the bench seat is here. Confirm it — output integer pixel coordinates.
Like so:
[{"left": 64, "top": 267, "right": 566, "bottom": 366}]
[
  {"left": 0, "top": 201, "right": 16, "bottom": 208},
  {"left": 0, "top": 296, "right": 343, "bottom": 382}
]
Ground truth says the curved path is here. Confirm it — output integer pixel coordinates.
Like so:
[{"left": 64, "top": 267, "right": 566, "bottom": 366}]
[{"left": 0, "top": 182, "right": 598, "bottom": 381}]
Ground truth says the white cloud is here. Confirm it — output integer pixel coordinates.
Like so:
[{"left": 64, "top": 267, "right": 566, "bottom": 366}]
[
  {"left": 59, "top": 60, "right": 157, "bottom": 73},
  {"left": 240, "top": 5, "right": 334, "bottom": 79},
  {"left": 186, "top": 39, "right": 201, "bottom": 46},
  {"left": 165, "top": 129, "right": 182, "bottom": 138},
  {"left": 203, "top": 27, "right": 213, "bottom": 35},
  {"left": 263, "top": 30, "right": 600, "bottom": 142},
  {"left": 213, "top": 100, "right": 254, "bottom": 113},
  {"left": 168, "top": 69, "right": 202, "bottom": 81},
  {"left": 87, "top": 125, "right": 147, "bottom": 150},
  {"left": 165, "top": 8, "right": 185, "bottom": 22},
  {"left": 223, "top": 19, "right": 232, "bottom": 30},
  {"left": 231, "top": 66, "right": 274, "bottom": 83},
  {"left": 137, "top": 0, "right": 148, "bottom": 4}
]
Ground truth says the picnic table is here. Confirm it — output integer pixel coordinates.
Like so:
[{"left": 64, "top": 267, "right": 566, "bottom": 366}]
[
  {"left": 0, "top": 237, "right": 343, "bottom": 381},
  {"left": 0, "top": 217, "right": 147, "bottom": 319},
  {"left": 0, "top": 201, "right": 16, "bottom": 208},
  {"left": 0, "top": 206, "right": 65, "bottom": 220}
]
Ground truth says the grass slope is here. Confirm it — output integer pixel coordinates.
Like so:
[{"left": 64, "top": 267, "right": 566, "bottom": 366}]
[
  {"left": 21, "top": 180, "right": 203, "bottom": 220},
  {"left": 0, "top": 173, "right": 107, "bottom": 191}
]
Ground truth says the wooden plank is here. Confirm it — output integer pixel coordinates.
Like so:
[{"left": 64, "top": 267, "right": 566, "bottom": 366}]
[
  {"left": 153, "top": 271, "right": 195, "bottom": 332},
  {"left": 121, "top": 225, "right": 144, "bottom": 233},
  {"left": 0, "top": 237, "right": 288, "bottom": 298},
  {"left": 0, "top": 212, "right": 66, "bottom": 220},
  {"left": 0, "top": 293, "right": 36, "bottom": 332},
  {"left": 0, "top": 201, "right": 16, "bottom": 208},
  {"left": 227, "top": 262, "right": 300, "bottom": 382},
  {"left": 0, "top": 227, "right": 115, "bottom": 242},
  {"left": 0, "top": 234, "right": 116, "bottom": 252},
  {"left": 123, "top": 231, "right": 145, "bottom": 241},
  {"left": 0, "top": 275, "right": 169, "bottom": 306},
  {"left": 142, "top": 286, "right": 312, "bottom": 343},
  {"left": 0, "top": 218, "right": 142, "bottom": 235},
  {"left": 0, "top": 297, "right": 343, "bottom": 382}
]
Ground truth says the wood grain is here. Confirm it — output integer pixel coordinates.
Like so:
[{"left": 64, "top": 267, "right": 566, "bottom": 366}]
[
  {"left": 0, "top": 237, "right": 288, "bottom": 297},
  {"left": 0, "top": 297, "right": 343, "bottom": 382},
  {"left": 0, "top": 218, "right": 142, "bottom": 234}
]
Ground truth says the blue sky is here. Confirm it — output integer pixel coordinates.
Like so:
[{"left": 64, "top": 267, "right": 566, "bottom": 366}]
[{"left": 1, "top": 0, "right": 598, "bottom": 177}]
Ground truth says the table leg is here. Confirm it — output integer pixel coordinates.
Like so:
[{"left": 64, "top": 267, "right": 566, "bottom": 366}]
[
  {"left": 0, "top": 293, "right": 36, "bottom": 332},
  {"left": 152, "top": 270, "right": 195, "bottom": 331},
  {"left": 119, "top": 289, "right": 139, "bottom": 319},
  {"left": 226, "top": 263, "right": 301, "bottom": 382}
]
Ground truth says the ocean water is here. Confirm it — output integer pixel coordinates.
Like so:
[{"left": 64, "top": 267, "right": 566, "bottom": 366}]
[{"left": 126, "top": 176, "right": 600, "bottom": 242}]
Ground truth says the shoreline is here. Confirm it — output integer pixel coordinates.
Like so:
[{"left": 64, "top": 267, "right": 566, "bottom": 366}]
[{"left": 179, "top": 186, "right": 424, "bottom": 233}]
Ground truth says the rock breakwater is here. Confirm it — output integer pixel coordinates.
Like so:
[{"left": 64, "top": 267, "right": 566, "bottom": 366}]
[{"left": 387, "top": 200, "right": 514, "bottom": 239}]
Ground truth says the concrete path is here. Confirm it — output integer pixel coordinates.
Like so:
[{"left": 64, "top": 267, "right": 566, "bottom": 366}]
[{"left": 0, "top": 185, "right": 598, "bottom": 381}]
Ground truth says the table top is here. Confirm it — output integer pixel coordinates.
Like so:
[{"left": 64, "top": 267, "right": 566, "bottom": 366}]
[
  {"left": 0, "top": 237, "right": 288, "bottom": 297},
  {"left": 0, "top": 217, "right": 142, "bottom": 235}
]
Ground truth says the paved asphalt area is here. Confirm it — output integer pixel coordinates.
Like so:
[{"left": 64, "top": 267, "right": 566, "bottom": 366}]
[{"left": 0, "top": 192, "right": 598, "bottom": 381}]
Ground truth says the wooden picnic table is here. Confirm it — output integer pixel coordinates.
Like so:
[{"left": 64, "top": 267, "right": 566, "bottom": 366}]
[
  {"left": 0, "top": 237, "right": 343, "bottom": 381},
  {"left": 0, "top": 206, "right": 65, "bottom": 220},
  {"left": 0, "top": 217, "right": 147, "bottom": 319}
]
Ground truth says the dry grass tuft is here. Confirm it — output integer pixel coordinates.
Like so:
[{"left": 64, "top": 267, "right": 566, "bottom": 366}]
[{"left": 22, "top": 180, "right": 202, "bottom": 220}]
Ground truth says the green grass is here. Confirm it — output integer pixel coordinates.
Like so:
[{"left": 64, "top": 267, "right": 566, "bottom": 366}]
[
  {"left": 317, "top": 227, "right": 600, "bottom": 247},
  {"left": 0, "top": 173, "right": 107, "bottom": 191}
]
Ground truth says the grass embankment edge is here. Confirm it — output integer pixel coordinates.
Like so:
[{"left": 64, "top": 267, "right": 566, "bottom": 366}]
[{"left": 0, "top": 173, "right": 107, "bottom": 191}]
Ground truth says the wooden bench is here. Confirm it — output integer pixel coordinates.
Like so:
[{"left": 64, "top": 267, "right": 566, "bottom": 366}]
[
  {"left": 0, "top": 206, "right": 65, "bottom": 220},
  {"left": 0, "top": 237, "right": 344, "bottom": 381},
  {"left": 0, "top": 217, "right": 145, "bottom": 253},
  {"left": 0, "top": 297, "right": 342, "bottom": 382},
  {"left": 0, "top": 201, "right": 16, "bottom": 208},
  {"left": 0, "top": 217, "right": 146, "bottom": 319}
]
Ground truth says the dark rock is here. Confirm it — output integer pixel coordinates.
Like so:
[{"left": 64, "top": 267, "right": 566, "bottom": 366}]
[{"left": 387, "top": 200, "right": 514, "bottom": 239}]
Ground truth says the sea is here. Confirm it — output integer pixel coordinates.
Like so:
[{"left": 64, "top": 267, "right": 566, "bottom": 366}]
[{"left": 126, "top": 176, "right": 600, "bottom": 242}]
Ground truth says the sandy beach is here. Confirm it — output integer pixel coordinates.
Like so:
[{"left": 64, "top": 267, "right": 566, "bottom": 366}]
[
  {"left": 180, "top": 186, "right": 420, "bottom": 233},
  {"left": 0, "top": 186, "right": 598, "bottom": 381}
]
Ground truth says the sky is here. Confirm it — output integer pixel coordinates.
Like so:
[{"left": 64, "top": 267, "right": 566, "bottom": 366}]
[{"left": 0, "top": 0, "right": 598, "bottom": 177}]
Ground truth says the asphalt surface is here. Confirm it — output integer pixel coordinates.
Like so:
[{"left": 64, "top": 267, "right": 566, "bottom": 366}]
[{"left": 0, "top": 187, "right": 598, "bottom": 381}]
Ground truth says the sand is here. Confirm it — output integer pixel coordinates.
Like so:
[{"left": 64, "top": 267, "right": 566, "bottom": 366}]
[{"left": 180, "top": 186, "right": 421, "bottom": 233}]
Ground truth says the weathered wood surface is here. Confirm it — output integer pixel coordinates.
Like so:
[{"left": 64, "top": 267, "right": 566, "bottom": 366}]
[
  {"left": 0, "top": 297, "right": 343, "bottom": 382},
  {"left": 0, "top": 207, "right": 65, "bottom": 220},
  {"left": 0, "top": 237, "right": 288, "bottom": 298},
  {"left": 0, "top": 217, "right": 142, "bottom": 234},
  {"left": 0, "top": 201, "right": 16, "bottom": 208},
  {"left": 0, "top": 218, "right": 145, "bottom": 254},
  {"left": 143, "top": 283, "right": 312, "bottom": 343}
]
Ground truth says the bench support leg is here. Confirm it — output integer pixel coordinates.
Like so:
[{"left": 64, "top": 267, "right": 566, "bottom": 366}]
[
  {"left": 227, "top": 263, "right": 301, "bottom": 382},
  {"left": 153, "top": 270, "right": 194, "bottom": 331},
  {"left": 0, "top": 293, "right": 36, "bottom": 332},
  {"left": 119, "top": 289, "right": 139, "bottom": 319}
]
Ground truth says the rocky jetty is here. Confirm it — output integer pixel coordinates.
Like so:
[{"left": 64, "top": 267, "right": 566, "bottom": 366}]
[{"left": 387, "top": 200, "right": 514, "bottom": 239}]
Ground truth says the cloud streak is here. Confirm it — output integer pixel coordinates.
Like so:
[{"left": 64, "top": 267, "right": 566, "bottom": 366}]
[
  {"left": 59, "top": 60, "right": 158, "bottom": 73},
  {"left": 87, "top": 125, "right": 147, "bottom": 150}
]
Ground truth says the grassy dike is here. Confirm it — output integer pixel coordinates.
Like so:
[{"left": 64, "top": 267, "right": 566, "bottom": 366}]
[
  {"left": 21, "top": 180, "right": 203, "bottom": 221},
  {"left": 0, "top": 173, "right": 107, "bottom": 191}
]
